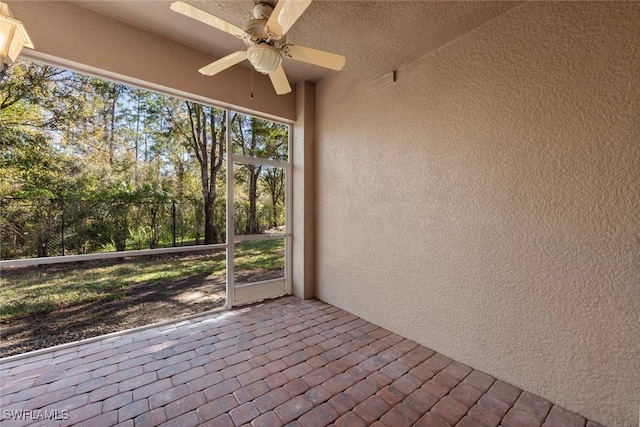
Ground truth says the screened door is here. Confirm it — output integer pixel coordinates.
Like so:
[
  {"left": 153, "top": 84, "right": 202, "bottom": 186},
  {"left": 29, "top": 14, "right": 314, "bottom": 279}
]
[{"left": 226, "top": 112, "right": 291, "bottom": 306}]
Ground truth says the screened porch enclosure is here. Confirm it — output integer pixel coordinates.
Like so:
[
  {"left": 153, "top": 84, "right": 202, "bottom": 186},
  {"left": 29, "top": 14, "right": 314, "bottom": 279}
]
[{"left": 0, "top": 58, "right": 292, "bottom": 358}]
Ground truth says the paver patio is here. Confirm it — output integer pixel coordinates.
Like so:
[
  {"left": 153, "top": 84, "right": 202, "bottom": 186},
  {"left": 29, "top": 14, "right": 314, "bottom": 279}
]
[{"left": 0, "top": 296, "right": 604, "bottom": 427}]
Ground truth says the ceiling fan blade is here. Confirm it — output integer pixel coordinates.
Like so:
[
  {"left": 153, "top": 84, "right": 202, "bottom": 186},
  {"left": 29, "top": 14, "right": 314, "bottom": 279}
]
[
  {"left": 170, "top": 1, "right": 247, "bottom": 39},
  {"left": 284, "top": 45, "right": 346, "bottom": 71},
  {"left": 199, "top": 51, "right": 247, "bottom": 76},
  {"left": 269, "top": 65, "right": 292, "bottom": 95},
  {"left": 266, "top": 0, "right": 312, "bottom": 39}
]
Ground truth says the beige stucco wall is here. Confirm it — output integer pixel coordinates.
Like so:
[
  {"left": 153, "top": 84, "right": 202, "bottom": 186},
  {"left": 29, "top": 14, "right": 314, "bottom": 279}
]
[{"left": 315, "top": 2, "right": 639, "bottom": 425}]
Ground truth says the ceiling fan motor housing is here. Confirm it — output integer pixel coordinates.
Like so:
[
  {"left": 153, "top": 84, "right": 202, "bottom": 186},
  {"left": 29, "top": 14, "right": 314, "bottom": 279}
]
[{"left": 243, "top": 19, "right": 285, "bottom": 48}]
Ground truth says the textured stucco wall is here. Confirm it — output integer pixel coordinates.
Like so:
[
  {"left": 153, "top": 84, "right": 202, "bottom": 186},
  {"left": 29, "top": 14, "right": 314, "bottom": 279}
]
[{"left": 315, "top": 2, "right": 640, "bottom": 425}]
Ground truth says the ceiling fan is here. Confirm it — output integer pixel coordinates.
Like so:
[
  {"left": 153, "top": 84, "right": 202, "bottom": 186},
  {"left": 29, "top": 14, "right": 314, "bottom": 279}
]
[{"left": 170, "top": 0, "right": 346, "bottom": 95}]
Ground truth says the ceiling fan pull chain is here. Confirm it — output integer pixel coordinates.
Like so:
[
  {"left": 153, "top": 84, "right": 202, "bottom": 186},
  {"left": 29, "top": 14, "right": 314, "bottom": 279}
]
[{"left": 250, "top": 68, "right": 254, "bottom": 99}]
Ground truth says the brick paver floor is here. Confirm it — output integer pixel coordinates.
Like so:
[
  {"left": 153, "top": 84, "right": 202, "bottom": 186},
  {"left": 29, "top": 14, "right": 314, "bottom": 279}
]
[{"left": 0, "top": 296, "right": 604, "bottom": 426}]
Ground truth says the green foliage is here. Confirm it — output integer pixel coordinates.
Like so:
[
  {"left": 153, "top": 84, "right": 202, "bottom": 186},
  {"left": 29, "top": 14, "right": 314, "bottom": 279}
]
[
  {"left": 231, "top": 112, "right": 288, "bottom": 160},
  {"left": 0, "top": 58, "right": 288, "bottom": 260}
]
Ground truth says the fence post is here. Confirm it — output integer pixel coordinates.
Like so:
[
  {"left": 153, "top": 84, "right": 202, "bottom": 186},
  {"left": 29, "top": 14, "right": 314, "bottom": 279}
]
[
  {"left": 60, "top": 199, "right": 65, "bottom": 256},
  {"left": 172, "top": 201, "right": 177, "bottom": 247}
]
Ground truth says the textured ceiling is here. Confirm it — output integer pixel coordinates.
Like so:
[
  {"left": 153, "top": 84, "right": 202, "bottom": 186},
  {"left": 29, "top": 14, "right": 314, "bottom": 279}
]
[{"left": 73, "top": 1, "right": 522, "bottom": 85}]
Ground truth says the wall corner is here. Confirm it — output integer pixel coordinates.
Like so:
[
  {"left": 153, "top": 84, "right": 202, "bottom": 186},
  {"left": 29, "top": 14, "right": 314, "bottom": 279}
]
[{"left": 292, "top": 81, "right": 316, "bottom": 300}]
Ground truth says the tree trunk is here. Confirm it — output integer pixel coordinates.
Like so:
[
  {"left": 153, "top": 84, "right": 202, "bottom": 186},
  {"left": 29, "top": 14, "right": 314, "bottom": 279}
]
[
  {"left": 194, "top": 199, "right": 202, "bottom": 245},
  {"left": 108, "top": 91, "right": 116, "bottom": 167},
  {"left": 36, "top": 239, "right": 48, "bottom": 257},
  {"left": 112, "top": 204, "right": 128, "bottom": 251},
  {"left": 203, "top": 193, "right": 216, "bottom": 244},
  {"left": 148, "top": 204, "right": 159, "bottom": 249},
  {"left": 271, "top": 187, "right": 278, "bottom": 229},
  {"left": 246, "top": 165, "right": 260, "bottom": 234}
]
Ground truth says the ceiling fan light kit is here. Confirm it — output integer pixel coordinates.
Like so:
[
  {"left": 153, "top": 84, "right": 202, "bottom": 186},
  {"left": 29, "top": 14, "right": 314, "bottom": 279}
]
[
  {"left": 0, "top": 2, "right": 33, "bottom": 65},
  {"left": 247, "top": 44, "right": 282, "bottom": 74},
  {"left": 170, "top": 0, "right": 346, "bottom": 95}
]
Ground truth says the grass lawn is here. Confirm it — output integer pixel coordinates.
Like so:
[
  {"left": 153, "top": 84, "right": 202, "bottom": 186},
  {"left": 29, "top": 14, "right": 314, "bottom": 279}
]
[{"left": 0, "top": 239, "right": 284, "bottom": 321}]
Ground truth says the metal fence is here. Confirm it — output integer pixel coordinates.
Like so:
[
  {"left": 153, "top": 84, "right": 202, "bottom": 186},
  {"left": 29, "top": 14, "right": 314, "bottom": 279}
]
[
  {"left": 0, "top": 197, "right": 226, "bottom": 260},
  {"left": 1, "top": 196, "right": 282, "bottom": 261}
]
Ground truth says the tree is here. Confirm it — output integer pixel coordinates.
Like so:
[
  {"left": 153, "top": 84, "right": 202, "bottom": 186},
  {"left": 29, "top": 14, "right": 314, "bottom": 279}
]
[
  {"left": 90, "top": 80, "right": 126, "bottom": 167},
  {"left": 262, "top": 167, "right": 285, "bottom": 228},
  {"left": 164, "top": 100, "right": 225, "bottom": 244},
  {"left": 261, "top": 121, "right": 287, "bottom": 228},
  {"left": 1, "top": 57, "right": 285, "bottom": 258},
  {"left": 232, "top": 114, "right": 262, "bottom": 234},
  {"left": 0, "top": 60, "right": 91, "bottom": 257},
  {"left": 231, "top": 113, "right": 288, "bottom": 232}
]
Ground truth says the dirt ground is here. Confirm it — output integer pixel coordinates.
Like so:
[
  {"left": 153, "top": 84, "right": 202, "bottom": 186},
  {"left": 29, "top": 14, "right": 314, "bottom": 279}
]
[{"left": 0, "top": 266, "right": 280, "bottom": 358}]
